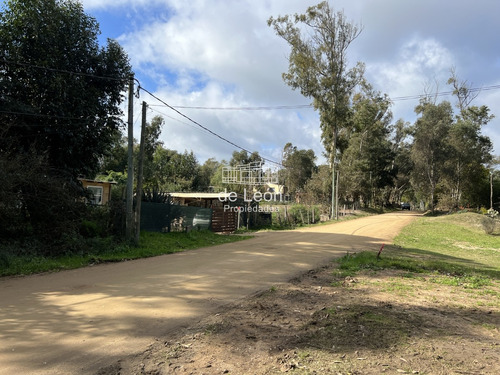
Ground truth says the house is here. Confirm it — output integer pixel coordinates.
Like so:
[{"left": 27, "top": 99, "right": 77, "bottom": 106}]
[{"left": 79, "top": 178, "right": 115, "bottom": 205}]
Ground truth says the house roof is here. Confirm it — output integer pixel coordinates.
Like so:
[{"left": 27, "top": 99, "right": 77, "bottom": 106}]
[
  {"left": 169, "top": 192, "right": 233, "bottom": 199},
  {"left": 78, "top": 178, "right": 117, "bottom": 185}
]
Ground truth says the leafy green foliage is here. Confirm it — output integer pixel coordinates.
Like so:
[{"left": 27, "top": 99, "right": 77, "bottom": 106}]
[
  {"left": 339, "top": 84, "right": 395, "bottom": 206},
  {"left": 411, "top": 101, "right": 454, "bottom": 211},
  {"left": 268, "top": 1, "right": 363, "bottom": 160},
  {"left": 0, "top": 0, "right": 132, "bottom": 256},
  {"left": 0, "top": 0, "right": 132, "bottom": 178},
  {"left": 281, "top": 143, "right": 316, "bottom": 197},
  {"left": 0, "top": 150, "right": 88, "bottom": 254}
]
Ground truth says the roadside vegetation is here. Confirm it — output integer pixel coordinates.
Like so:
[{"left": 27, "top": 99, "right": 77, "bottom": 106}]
[
  {"left": 246, "top": 204, "right": 389, "bottom": 232},
  {"left": 337, "top": 212, "right": 500, "bottom": 278},
  {"left": 0, "top": 231, "right": 250, "bottom": 278}
]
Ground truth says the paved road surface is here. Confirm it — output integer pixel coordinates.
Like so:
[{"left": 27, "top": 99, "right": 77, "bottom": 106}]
[{"left": 0, "top": 212, "right": 418, "bottom": 374}]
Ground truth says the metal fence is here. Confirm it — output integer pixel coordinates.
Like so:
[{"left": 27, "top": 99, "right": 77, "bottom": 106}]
[{"left": 140, "top": 202, "right": 212, "bottom": 232}]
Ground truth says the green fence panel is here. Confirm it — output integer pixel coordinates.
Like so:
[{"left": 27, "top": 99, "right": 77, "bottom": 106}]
[{"left": 140, "top": 202, "right": 212, "bottom": 232}]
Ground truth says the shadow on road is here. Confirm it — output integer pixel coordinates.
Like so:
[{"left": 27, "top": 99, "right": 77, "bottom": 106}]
[{"left": 0, "top": 228, "right": 393, "bottom": 374}]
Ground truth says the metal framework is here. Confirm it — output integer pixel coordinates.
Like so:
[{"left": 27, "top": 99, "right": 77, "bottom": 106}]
[{"left": 222, "top": 161, "right": 279, "bottom": 185}]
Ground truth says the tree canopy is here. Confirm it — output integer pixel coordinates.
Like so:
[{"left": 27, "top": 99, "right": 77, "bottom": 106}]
[
  {"left": 268, "top": 1, "right": 363, "bottom": 158},
  {"left": 0, "top": 0, "right": 131, "bottom": 177},
  {"left": 0, "top": 0, "right": 131, "bottom": 253},
  {"left": 269, "top": 1, "right": 364, "bottom": 217}
]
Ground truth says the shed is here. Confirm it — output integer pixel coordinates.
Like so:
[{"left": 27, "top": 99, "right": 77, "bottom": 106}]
[{"left": 169, "top": 192, "right": 242, "bottom": 232}]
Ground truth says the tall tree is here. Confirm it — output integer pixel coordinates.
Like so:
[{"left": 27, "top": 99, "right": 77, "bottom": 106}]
[
  {"left": 444, "top": 107, "right": 493, "bottom": 207},
  {"left": 411, "top": 101, "right": 454, "bottom": 211},
  {"left": 443, "top": 72, "right": 493, "bottom": 207},
  {"left": 339, "top": 84, "right": 394, "bottom": 206},
  {"left": 281, "top": 143, "right": 316, "bottom": 198},
  {"left": 268, "top": 1, "right": 363, "bottom": 218},
  {"left": 390, "top": 119, "right": 413, "bottom": 205},
  {"left": 0, "top": 0, "right": 131, "bottom": 177},
  {"left": 0, "top": 0, "right": 131, "bottom": 251}
]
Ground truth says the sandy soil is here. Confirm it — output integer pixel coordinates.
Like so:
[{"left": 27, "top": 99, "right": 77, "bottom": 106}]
[
  {"left": 1, "top": 212, "right": 419, "bottom": 374},
  {"left": 104, "top": 260, "right": 500, "bottom": 375}
]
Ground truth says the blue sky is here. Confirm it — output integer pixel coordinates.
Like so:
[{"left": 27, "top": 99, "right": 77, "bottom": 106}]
[{"left": 4, "top": 0, "right": 500, "bottom": 165}]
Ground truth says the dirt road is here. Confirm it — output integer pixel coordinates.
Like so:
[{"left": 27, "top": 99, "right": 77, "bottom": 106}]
[{"left": 0, "top": 212, "right": 417, "bottom": 375}]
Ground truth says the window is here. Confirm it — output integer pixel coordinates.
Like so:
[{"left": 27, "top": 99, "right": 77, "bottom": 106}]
[{"left": 87, "top": 186, "right": 103, "bottom": 205}]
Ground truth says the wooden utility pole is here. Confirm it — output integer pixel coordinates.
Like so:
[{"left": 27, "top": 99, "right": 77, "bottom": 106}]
[
  {"left": 125, "top": 75, "right": 134, "bottom": 242},
  {"left": 491, "top": 171, "right": 494, "bottom": 210},
  {"left": 331, "top": 128, "right": 338, "bottom": 220},
  {"left": 135, "top": 101, "right": 147, "bottom": 245}
]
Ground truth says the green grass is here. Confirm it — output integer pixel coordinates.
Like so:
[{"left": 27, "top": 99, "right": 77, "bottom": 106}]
[
  {"left": 0, "top": 230, "right": 251, "bottom": 277},
  {"left": 393, "top": 212, "right": 500, "bottom": 277},
  {"left": 333, "top": 212, "right": 500, "bottom": 288}
]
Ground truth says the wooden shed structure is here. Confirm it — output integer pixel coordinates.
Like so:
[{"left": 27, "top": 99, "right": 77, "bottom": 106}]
[{"left": 169, "top": 192, "right": 242, "bottom": 233}]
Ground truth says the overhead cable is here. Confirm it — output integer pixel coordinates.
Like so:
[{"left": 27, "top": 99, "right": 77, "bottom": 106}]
[{"left": 138, "top": 86, "right": 283, "bottom": 167}]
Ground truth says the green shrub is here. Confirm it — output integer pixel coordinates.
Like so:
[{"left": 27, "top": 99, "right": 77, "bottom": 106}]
[{"left": 481, "top": 216, "right": 496, "bottom": 235}]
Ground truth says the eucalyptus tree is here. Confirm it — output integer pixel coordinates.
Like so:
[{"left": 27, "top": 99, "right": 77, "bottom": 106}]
[
  {"left": 268, "top": 1, "right": 363, "bottom": 218},
  {"left": 390, "top": 119, "right": 413, "bottom": 205},
  {"left": 339, "top": 84, "right": 394, "bottom": 207},
  {"left": 411, "top": 101, "right": 454, "bottom": 211},
  {"left": 444, "top": 72, "right": 493, "bottom": 207}
]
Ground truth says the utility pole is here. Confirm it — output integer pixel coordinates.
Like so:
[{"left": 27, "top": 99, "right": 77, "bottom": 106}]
[
  {"left": 331, "top": 128, "right": 338, "bottom": 220},
  {"left": 125, "top": 75, "right": 134, "bottom": 242},
  {"left": 135, "top": 101, "right": 147, "bottom": 245},
  {"left": 491, "top": 171, "right": 494, "bottom": 210}
]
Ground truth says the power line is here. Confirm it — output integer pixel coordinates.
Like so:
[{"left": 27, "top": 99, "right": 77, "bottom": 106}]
[
  {"left": 4, "top": 57, "right": 499, "bottom": 106},
  {"left": 0, "top": 58, "right": 127, "bottom": 82},
  {"left": 148, "top": 84, "right": 500, "bottom": 109},
  {"left": 391, "top": 84, "right": 500, "bottom": 102},
  {"left": 138, "top": 86, "right": 283, "bottom": 167},
  {"left": 148, "top": 103, "right": 313, "bottom": 111},
  {"left": 149, "top": 107, "right": 213, "bottom": 136}
]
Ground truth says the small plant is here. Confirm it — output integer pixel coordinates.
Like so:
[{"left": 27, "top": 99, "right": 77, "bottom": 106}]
[{"left": 486, "top": 208, "right": 499, "bottom": 219}]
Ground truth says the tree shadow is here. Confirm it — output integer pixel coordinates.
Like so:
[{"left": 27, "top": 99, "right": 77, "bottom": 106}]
[{"left": 0, "top": 229, "right": 394, "bottom": 374}]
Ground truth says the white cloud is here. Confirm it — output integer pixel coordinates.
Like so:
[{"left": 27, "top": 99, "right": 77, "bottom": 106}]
[
  {"left": 366, "top": 36, "right": 455, "bottom": 127},
  {"left": 115, "top": 1, "right": 324, "bottom": 163},
  {"left": 480, "top": 85, "right": 500, "bottom": 156},
  {"left": 86, "top": 0, "right": 500, "bottom": 161},
  {"left": 118, "top": 1, "right": 311, "bottom": 102}
]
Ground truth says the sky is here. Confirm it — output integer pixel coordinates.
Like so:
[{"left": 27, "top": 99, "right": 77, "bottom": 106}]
[{"left": 6, "top": 0, "right": 500, "bottom": 166}]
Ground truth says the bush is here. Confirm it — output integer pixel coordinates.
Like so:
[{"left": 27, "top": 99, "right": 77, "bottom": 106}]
[
  {"left": 272, "top": 204, "right": 321, "bottom": 227},
  {"left": 481, "top": 216, "right": 496, "bottom": 235},
  {"left": 0, "top": 150, "right": 123, "bottom": 257}
]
